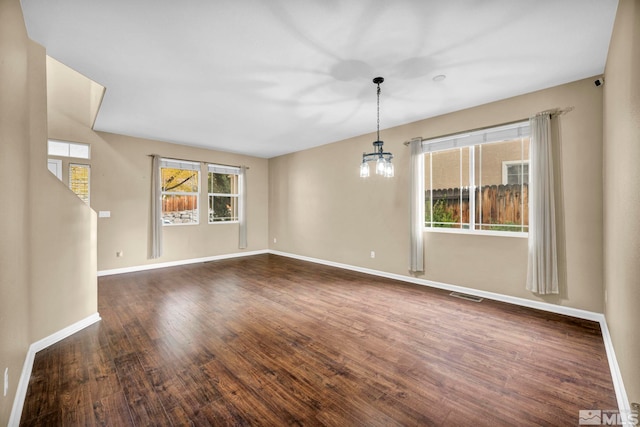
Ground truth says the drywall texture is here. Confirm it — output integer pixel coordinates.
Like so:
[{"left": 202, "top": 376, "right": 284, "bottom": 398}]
[
  {"left": 270, "top": 77, "right": 604, "bottom": 312},
  {"left": 46, "top": 59, "right": 270, "bottom": 271},
  {"left": 603, "top": 0, "right": 640, "bottom": 405},
  {"left": 0, "top": 0, "right": 32, "bottom": 422}
]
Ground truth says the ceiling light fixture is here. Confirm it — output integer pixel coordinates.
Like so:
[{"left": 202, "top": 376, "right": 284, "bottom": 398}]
[{"left": 360, "top": 77, "right": 393, "bottom": 178}]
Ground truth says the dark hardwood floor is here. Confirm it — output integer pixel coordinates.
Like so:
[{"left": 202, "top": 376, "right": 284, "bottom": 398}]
[{"left": 20, "top": 254, "right": 617, "bottom": 426}]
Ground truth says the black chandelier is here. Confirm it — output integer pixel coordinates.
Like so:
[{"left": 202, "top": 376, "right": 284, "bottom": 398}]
[{"left": 360, "top": 77, "right": 393, "bottom": 178}]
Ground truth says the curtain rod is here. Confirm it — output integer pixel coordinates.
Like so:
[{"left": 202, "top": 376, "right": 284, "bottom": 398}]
[
  {"left": 148, "top": 154, "right": 249, "bottom": 170},
  {"left": 533, "top": 106, "right": 574, "bottom": 118},
  {"left": 403, "top": 106, "right": 574, "bottom": 146}
]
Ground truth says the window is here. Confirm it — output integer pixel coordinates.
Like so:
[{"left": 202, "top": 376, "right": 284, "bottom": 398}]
[
  {"left": 69, "top": 164, "right": 90, "bottom": 205},
  {"left": 48, "top": 139, "right": 90, "bottom": 159},
  {"left": 423, "top": 121, "right": 530, "bottom": 234},
  {"left": 160, "top": 159, "right": 200, "bottom": 225},
  {"left": 208, "top": 164, "right": 240, "bottom": 223},
  {"left": 502, "top": 160, "right": 529, "bottom": 185}
]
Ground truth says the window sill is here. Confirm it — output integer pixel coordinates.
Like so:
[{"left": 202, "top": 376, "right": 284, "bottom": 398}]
[
  {"left": 424, "top": 227, "right": 527, "bottom": 238},
  {"left": 209, "top": 221, "right": 239, "bottom": 225}
]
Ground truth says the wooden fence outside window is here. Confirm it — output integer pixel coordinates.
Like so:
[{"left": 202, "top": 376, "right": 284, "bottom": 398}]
[{"left": 426, "top": 183, "right": 528, "bottom": 231}]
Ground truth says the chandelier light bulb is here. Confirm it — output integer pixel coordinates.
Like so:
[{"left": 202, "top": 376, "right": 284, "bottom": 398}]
[
  {"left": 385, "top": 160, "right": 394, "bottom": 178},
  {"left": 376, "top": 157, "right": 386, "bottom": 175},
  {"left": 360, "top": 161, "right": 370, "bottom": 178}
]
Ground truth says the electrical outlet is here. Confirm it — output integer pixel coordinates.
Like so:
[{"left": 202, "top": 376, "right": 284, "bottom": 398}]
[
  {"left": 273, "top": 237, "right": 277, "bottom": 243},
  {"left": 116, "top": 250, "right": 124, "bottom": 258},
  {"left": 370, "top": 251, "right": 375, "bottom": 259},
  {"left": 4, "top": 367, "right": 8, "bottom": 397}
]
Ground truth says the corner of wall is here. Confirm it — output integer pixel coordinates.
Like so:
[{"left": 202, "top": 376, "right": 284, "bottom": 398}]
[{"left": 602, "top": 0, "right": 640, "bottom": 407}]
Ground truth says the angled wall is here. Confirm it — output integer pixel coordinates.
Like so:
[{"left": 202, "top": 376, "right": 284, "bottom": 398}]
[{"left": 29, "top": 55, "right": 98, "bottom": 343}]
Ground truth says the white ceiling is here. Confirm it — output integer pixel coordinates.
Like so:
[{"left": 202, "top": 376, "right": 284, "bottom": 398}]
[{"left": 21, "top": 0, "right": 618, "bottom": 158}]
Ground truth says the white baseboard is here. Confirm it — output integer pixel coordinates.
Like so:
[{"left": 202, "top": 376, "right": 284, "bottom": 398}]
[
  {"left": 270, "top": 250, "right": 601, "bottom": 320},
  {"left": 8, "top": 313, "right": 101, "bottom": 427},
  {"left": 97, "top": 249, "right": 269, "bottom": 277},
  {"left": 269, "top": 250, "right": 630, "bottom": 418},
  {"left": 598, "top": 318, "right": 632, "bottom": 423}
]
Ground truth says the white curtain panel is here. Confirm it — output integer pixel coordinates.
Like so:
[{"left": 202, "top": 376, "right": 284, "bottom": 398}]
[
  {"left": 409, "top": 137, "right": 425, "bottom": 273},
  {"left": 526, "top": 114, "right": 558, "bottom": 294},
  {"left": 238, "top": 165, "right": 248, "bottom": 249},
  {"left": 151, "top": 155, "right": 163, "bottom": 259}
]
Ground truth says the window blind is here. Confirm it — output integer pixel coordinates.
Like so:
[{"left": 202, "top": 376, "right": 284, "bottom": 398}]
[
  {"left": 207, "top": 164, "right": 240, "bottom": 175},
  {"left": 160, "top": 158, "right": 201, "bottom": 171},
  {"left": 422, "top": 121, "right": 530, "bottom": 153}
]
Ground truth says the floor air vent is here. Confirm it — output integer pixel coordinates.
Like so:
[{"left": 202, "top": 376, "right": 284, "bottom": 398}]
[{"left": 449, "top": 292, "right": 483, "bottom": 303}]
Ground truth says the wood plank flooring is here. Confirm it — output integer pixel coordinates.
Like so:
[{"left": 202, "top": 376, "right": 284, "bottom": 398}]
[{"left": 20, "top": 254, "right": 617, "bottom": 426}]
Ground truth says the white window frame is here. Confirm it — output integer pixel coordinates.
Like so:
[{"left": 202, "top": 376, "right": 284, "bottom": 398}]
[
  {"left": 422, "top": 121, "right": 530, "bottom": 237},
  {"left": 502, "top": 160, "right": 529, "bottom": 185},
  {"left": 207, "top": 164, "right": 240, "bottom": 224},
  {"left": 69, "top": 163, "right": 90, "bottom": 205},
  {"left": 160, "top": 158, "right": 200, "bottom": 226},
  {"left": 47, "top": 139, "right": 91, "bottom": 159}
]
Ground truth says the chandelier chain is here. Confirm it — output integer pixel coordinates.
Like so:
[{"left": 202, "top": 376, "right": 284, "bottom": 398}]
[{"left": 377, "top": 84, "right": 381, "bottom": 143}]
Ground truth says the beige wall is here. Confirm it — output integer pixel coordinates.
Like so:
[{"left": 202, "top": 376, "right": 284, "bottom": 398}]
[
  {"left": 92, "top": 133, "right": 269, "bottom": 270},
  {"left": 0, "top": 0, "right": 98, "bottom": 423},
  {"left": 270, "top": 77, "right": 604, "bottom": 312},
  {"left": 603, "top": 0, "right": 640, "bottom": 405},
  {"left": 0, "top": 0, "right": 32, "bottom": 421},
  {"left": 46, "top": 60, "right": 270, "bottom": 271}
]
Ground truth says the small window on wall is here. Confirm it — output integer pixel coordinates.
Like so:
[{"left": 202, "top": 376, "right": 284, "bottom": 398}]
[
  {"left": 160, "top": 159, "right": 200, "bottom": 225},
  {"left": 208, "top": 164, "right": 240, "bottom": 223},
  {"left": 502, "top": 160, "right": 529, "bottom": 185},
  {"left": 48, "top": 139, "right": 90, "bottom": 159},
  {"left": 69, "top": 164, "right": 90, "bottom": 205}
]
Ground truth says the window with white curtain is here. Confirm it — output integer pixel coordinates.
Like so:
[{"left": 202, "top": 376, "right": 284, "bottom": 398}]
[
  {"left": 423, "top": 121, "right": 530, "bottom": 235},
  {"left": 160, "top": 159, "right": 200, "bottom": 225},
  {"left": 208, "top": 164, "right": 240, "bottom": 223}
]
